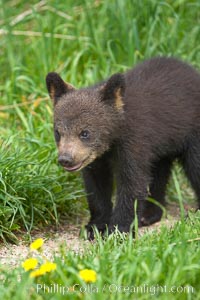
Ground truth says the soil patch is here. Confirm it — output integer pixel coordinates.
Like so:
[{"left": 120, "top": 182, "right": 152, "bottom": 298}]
[{"left": 0, "top": 203, "right": 196, "bottom": 267}]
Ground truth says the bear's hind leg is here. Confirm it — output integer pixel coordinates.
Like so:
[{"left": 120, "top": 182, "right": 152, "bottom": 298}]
[
  {"left": 182, "top": 136, "right": 200, "bottom": 209},
  {"left": 141, "top": 158, "right": 172, "bottom": 226}
]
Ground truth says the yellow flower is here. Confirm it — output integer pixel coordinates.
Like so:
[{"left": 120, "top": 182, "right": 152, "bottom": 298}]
[
  {"left": 30, "top": 238, "right": 44, "bottom": 251},
  {"left": 30, "top": 269, "right": 44, "bottom": 278},
  {"left": 29, "top": 261, "right": 57, "bottom": 278},
  {"left": 79, "top": 269, "right": 97, "bottom": 283},
  {"left": 22, "top": 258, "right": 38, "bottom": 271},
  {"left": 40, "top": 261, "right": 57, "bottom": 273}
]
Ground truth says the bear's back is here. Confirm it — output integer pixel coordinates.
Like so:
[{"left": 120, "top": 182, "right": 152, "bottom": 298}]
[
  {"left": 122, "top": 57, "right": 200, "bottom": 155},
  {"left": 125, "top": 57, "right": 200, "bottom": 103}
]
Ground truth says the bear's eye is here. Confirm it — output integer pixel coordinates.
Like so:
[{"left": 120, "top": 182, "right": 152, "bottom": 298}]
[
  {"left": 79, "top": 130, "right": 90, "bottom": 140},
  {"left": 54, "top": 129, "right": 60, "bottom": 143}
]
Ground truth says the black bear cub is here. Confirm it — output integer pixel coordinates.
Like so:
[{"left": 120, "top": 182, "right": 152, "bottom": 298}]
[{"left": 46, "top": 57, "right": 200, "bottom": 239}]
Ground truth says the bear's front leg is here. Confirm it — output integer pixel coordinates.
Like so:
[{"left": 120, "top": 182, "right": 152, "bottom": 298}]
[
  {"left": 109, "top": 151, "right": 150, "bottom": 234},
  {"left": 82, "top": 154, "right": 113, "bottom": 240}
]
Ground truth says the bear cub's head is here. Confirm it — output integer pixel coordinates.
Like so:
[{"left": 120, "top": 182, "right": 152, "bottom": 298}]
[{"left": 46, "top": 72, "right": 125, "bottom": 172}]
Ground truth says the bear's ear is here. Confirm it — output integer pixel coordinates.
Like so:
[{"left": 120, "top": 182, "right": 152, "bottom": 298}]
[
  {"left": 46, "top": 72, "right": 75, "bottom": 105},
  {"left": 100, "top": 73, "right": 125, "bottom": 110}
]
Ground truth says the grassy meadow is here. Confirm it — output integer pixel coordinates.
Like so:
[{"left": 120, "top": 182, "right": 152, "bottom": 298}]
[{"left": 0, "top": 0, "right": 200, "bottom": 299}]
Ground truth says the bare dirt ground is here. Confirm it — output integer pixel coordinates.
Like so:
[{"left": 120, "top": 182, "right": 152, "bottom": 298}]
[{"left": 0, "top": 203, "right": 196, "bottom": 267}]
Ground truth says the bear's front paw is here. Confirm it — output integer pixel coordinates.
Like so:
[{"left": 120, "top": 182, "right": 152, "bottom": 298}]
[
  {"left": 85, "top": 223, "right": 107, "bottom": 240},
  {"left": 108, "top": 223, "right": 131, "bottom": 235}
]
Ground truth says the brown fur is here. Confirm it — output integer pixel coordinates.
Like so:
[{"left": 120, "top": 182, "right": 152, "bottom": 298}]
[
  {"left": 115, "top": 88, "right": 124, "bottom": 110},
  {"left": 46, "top": 57, "right": 200, "bottom": 239}
]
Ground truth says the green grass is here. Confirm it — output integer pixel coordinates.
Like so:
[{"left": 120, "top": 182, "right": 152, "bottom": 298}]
[
  {"left": 0, "top": 0, "right": 200, "bottom": 299},
  {"left": 1, "top": 211, "right": 200, "bottom": 300},
  {"left": 0, "top": 0, "right": 199, "bottom": 240},
  {"left": 0, "top": 137, "right": 84, "bottom": 242}
]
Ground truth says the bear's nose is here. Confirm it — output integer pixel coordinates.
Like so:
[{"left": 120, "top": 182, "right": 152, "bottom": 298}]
[{"left": 58, "top": 154, "right": 74, "bottom": 167}]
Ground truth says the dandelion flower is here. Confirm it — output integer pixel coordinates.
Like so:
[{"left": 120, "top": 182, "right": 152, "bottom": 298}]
[
  {"left": 79, "top": 269, "right": 97, "bottom": 283},
  {"left": 30, "top": 269, "right": 44, "bottom": 278},
  {"left": 22, "top": 258, "right": 38, "bottom": 271},
  {"left": 30, "top": 238, "right": 44, "bottom": 251},
  {"left": 29, "top": 261, "right": 57, "bottom": 278},
  {"left": 40, "top": 261, "right": 57, "bottom": 273}
]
